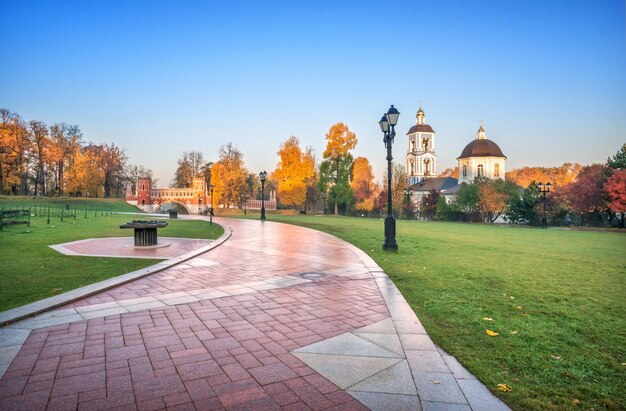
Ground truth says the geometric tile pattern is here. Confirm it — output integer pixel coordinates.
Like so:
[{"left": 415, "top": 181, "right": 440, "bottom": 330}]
[{"left": 0, "top": 217, "right": 510, "bottom": 410}]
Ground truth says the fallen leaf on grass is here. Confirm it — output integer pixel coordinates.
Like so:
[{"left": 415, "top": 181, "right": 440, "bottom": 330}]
[
  {"left": 513, "top": 306, "right": 523, "bottom": 310},
  {"left": 52, "top": 288, "right": 63, "bottom": 292},
  {"left": 510, "top": 296, "right": 515, "bottom": 299},
  {"left": 520, "top": 313, "right": 529, "bottom": 317},
  {"left": 485, "top": 329, "right": 499, "bottom": 336},
  {"left": 572, "top": 399, "right": 580, "bottom": 406},
  {"left": 551, "top": 354, "right": 561, "bottom": 360},
  {"left": 482, "top": 317, "right": 494, "bottom": 321},
  {"left": 510, "top": 331, "right": 518, "bottom": 335},
  {"left": 497, "top": 384, "right": 512, "bottom": 392}
]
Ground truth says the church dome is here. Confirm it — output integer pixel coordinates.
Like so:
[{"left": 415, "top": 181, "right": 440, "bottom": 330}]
[{"left": 457, "top": 139, "right": 506, "bottom": 159}]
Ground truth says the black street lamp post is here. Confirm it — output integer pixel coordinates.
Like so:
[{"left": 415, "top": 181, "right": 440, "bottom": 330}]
[
  {"left": 379, "top": 105, "right": 400, "bottom": 251},
  {"left": 209, "top": 184, "right": 214, "bottom": 226},
  {"left": 537, "top": 181, "right": 551, "bottom": 229},
  {"left": 198, "top": 196, "right": 202, "bottom": 215},
  {"left": 259, "top": 171, "right": 267, "bottom": 221}
]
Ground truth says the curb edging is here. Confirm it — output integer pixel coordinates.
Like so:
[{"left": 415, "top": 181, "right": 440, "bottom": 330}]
[{"left": 0, "top": 219, "right": 231, "bottom": 326}]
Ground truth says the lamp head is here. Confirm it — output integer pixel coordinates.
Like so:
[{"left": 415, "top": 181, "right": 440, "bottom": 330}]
[
  {"left": 386, "top": 105, "right": 400, "bottom": 126},
  {"left": 379, "top": 115, "right": 389, "bottom": 133}
]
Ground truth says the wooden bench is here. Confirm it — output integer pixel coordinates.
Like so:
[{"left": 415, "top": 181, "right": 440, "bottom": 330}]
[{"left": 0, "top": 208, "right": 31, "bottom": 231}]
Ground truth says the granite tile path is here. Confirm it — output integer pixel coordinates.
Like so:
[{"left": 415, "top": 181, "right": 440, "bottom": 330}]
[{"left": 0, "top": 217, "right": 511, "bottom": 410}]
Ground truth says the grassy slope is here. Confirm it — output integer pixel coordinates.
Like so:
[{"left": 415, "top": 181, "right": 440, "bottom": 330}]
[
  {"left": 253, "top": 215, "right": 626, "bottom": 411},
  {"left": 0, "top": 213, "right": 223, "bottom": 311},
  {"left": 0, "top": 195, "right": 140, "bottom": 212}
]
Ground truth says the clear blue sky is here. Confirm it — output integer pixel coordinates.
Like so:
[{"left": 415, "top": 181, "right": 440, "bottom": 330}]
[{"left": 1, "top": 0, "right": 625, "bottom": 186}]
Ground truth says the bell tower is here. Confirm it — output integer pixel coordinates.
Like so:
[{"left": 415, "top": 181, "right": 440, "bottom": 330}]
[
  {"left": 136, "top": 177, "right": 152, "bottom": 206},
  {"left": 406, "top": 106, "right": 437, "bottom": 186}
]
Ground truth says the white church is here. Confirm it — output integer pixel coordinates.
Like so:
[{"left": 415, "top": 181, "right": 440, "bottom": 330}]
[{"left": 405, "top": 107, "right": 507, "bottom": 205}]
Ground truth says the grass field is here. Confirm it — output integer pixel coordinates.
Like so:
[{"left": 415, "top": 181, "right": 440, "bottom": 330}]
[
  {"left": 0, "top": 195, "right": 140, "bottom": 212},
  {"left": 0, "top": 212, "right": 223, "bottom": 312},
  {"left": 250, "top": 215, "right": 626, "bottom": 411}
]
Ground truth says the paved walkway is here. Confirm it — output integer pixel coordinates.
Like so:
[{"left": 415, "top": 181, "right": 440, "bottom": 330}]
[{"left": 0, "top": 217, "right": 510, "bottom": 411}]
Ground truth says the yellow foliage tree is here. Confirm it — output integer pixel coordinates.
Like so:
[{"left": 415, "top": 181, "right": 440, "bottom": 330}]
[
  {"left": 273, "top": 136, "right": 315, "bottom": 208},
  {"left": 211, "top": 143, "right": 247, "bottom": 208},
  {"left": 323, "top": 122, "right": 357, "bottom": 163},
  {"left": 351, "top": 157, "right": 377, "bottom": 212}
]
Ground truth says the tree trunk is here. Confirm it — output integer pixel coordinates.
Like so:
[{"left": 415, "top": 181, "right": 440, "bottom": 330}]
[{"left": 334, "top": 159, "right": 339, "bottom": 215}]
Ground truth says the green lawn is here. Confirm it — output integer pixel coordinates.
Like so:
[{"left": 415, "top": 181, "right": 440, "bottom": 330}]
[
  {"left": 252, "top": 215, "right": 626, "bottom": 411},
  {"left": 0, "top": 213, "right": 223, "bottom": 312},
  {"left": 0, "top": 195, "right": 141, "bottom": 212}
]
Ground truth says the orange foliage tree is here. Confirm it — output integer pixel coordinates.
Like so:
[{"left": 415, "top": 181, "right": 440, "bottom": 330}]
[
  {"left": 272, "top": 136, "right": 315, "bottom": 208},
  {"left": 506, "top": 163, "right": 582, "bottom": 190},
  {"left": 605, "top": 169, "right": 626, "bottom": 228},
  {"left": 351, "top": 156, "right": 377, "bottom": 212},
  {"left": 211, "top": 143, "right": 248, "bottom": 208}
]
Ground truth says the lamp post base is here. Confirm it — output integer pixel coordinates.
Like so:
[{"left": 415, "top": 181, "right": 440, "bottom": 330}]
[{"left": 382, "top": 216, "right": 398, "bottom": 251}]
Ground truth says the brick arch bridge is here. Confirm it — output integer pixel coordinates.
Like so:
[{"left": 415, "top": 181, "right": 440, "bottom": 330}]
[{"left": 125, "top": 177, "right": 276, "bottom": 214}]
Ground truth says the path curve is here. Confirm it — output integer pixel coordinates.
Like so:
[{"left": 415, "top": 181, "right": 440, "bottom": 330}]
[{"left": 0, "top": 217, "right": 509, "bottom": 411}]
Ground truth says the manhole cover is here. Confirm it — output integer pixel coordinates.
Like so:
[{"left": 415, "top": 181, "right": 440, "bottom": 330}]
[{"left": 296, "top": 272, "right": 327, "bottom": 280}]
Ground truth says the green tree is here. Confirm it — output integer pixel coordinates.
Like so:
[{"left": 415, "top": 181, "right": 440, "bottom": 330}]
[
  {"left": 455, "top": 183, "right": 479, "bottom": 221},
  {"left": 319, "top": 155, "right": 354, "bottom": 215},
  {"left": 607, "top": 143, "right": 626, "bottom": 169},
  {"left": 322, "top": 123, "right": 357, "bottom": 214},
  {"left": 507, "top": 183, "right": 540, "bottom": 224}
]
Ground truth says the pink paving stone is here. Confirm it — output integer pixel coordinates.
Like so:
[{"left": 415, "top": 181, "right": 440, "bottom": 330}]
[
  {"left": 248, "top": 363, "right": 298, "bottom": 386},
  {"left": 0, "top": 218, "right": 393, "bottom": 410},
  {"left": 53, "top": 236, "right": 211, "bottom": 259}
]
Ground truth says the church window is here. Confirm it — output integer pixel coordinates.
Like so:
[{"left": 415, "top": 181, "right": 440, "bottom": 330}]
[
  {"left": 423, "top": 139, "right": 429, "bottom": 151},
  {"left": 462, "top": 165, "right": 467, "bottom": 177},
  {"left": 477, "top": 164, "right": 484, "bottom": 177},
  {"left": 409, "top": 159, "right": 414, "bottom": 175},
  {"left": 494, "top": 163, "right": 500, "bottom": 177},
  {"left": 424, "top": 159, "right": 431, "bottom": 176}
]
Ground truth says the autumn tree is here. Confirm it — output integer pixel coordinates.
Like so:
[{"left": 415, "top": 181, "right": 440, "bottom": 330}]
[
  {"left": 561, "top": 164, "right": 610, "bottom": 225},
  {"left": 211, "top": 143, "right": 247, "bottom": 208},
  {"left": 48, "top": 123, "right": 82, "bottom": 195},
  {"left": 0, "top": 109, "right": 31, "bottom": 194},
  {"left": 505, "top": 163, "right": 582, "bottom": 190},
  {"left": 604, "top": 169, "right": 626, "bottom": 228},
  {"left": 321, "top": 123, "right": 357, "bottom": 214},
  {"left": 125, "top": 164, "right": 156, "bottom": 195},
  {"left": 173, "top": 151, "right": 205, "bottom": 187},
  {"left": 272, "top": 136, "right": 315, "bottom": 209},
  {"left": 438, "top": 167, "right": 459, "bottom": 178},
  {"left": 96, "top": 144, "right": 127, "bottom": 198},
  {"left": 421, "top": 190, "right": 440, "bottom": 220},
  {"left": 477, "top": 179, "right": 518, "bottom": 223},
  {"left": 380, "top": 163, "right": 407, "bottom": 217},
  {"left": 28, "top": 120, "right": 49, "bottom": 196},
  {"left": 351, "top": 157, "right": 377, "bottom": 212},
  {"left": 65, "top": 145, "right": 102, "bottom": 196}
]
